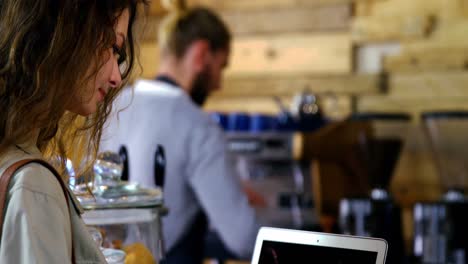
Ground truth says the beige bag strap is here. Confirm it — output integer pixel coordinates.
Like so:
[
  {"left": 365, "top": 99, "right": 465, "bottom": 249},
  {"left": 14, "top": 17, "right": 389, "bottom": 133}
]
[{"left": 0, "top": 159, "right": 76, "bottom": 264}]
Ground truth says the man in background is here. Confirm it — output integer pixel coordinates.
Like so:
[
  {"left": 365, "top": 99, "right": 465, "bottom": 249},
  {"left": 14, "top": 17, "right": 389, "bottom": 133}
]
[{"left": 101, "top": 6, "right": 264, "bottom": 264}]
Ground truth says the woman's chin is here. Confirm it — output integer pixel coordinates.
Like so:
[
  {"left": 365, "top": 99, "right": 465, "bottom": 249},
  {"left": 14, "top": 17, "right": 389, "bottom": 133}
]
[{"left": 67, "top": 103, "right": 97, "bottom": 117}]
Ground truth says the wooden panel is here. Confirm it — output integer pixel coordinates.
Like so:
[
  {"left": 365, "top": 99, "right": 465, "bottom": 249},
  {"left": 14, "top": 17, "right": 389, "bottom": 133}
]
[
  {"left": 384, "top": 48, "right": 468, "bottom": 72},
  {"left": 138, "top": 41, "right": 361, "bottom": 89},
  {"left": 356, "top": 0, "right": 445, "bottom": 18},
  {"left": 353, "top": 0, "right": 444, "bottom": 18},
  {"left": 136, "top": 16, "right": 162, "bottom": 43},
  {"left": 204, "top": 96, "right": 292, "bottom": 114},
  {"left": 139, "top": 42, "right": 160, "bottom": 79},
  {"left": 186, "top": 0, "right": 351, "bottom": 11},
  {"left": 430, "top": 19, "right": 468, "bottom": 44},
  {"left": 222, "top": 4, "right": 351, "bottom": 35},
  {"left": 357, "top": 95, "right": 468, "bottom": 118},
  {"left": 140, "top": 5, "right": 350, "bottom": 42},
  {"left": 388, "top": 71, "right": 468, "bottom": 98},
  {"left": 352, "top": 15, "right": 432, "bottom": 43},
  {"left": 226, "top": 33, "right": 352, "bottom": 76},
  {"left": 215, "top": 74, "right": 379, "bottom": 97},
  {"left": 354, "top": 0, "right": 377, "bottom": 17},
  {"left": 351, "top": 0, "right": 466, "bottom": 42},
  {"left": 462, "top": 0, "right": 468, "bottom": 18},
  {"left": 384, "top": 39, "right": 468, "bottom": 73}
]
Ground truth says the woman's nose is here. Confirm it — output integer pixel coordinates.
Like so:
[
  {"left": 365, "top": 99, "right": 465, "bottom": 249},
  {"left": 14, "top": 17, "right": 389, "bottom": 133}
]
[{"left": 109, "top": 60, "right": 122, "bottom": 88}]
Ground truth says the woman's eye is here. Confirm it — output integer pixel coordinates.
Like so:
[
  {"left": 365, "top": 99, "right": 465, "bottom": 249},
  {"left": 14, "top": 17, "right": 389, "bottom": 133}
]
[{"left": 112, "top": 44, "right": 126, "bottom": 65}]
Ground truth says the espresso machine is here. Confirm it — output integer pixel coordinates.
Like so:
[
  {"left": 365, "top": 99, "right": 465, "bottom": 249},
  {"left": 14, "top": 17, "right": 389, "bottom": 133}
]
[
  {"left": 210, "top": 111, "right": 317, "bottom": 229},
  {"left": 339, "top": 113, "right": 410, "bottom": 263},
  {"left": 225, "top": 131, "right": 317, "bottom": 229},
  {"left": 413, "top": 111, "right": 468, "bottom": 264}
]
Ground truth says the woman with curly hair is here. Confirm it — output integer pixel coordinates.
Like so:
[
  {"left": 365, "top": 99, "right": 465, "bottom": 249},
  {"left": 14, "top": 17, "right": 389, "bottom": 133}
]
[{"left": 0, "top": 0, "right": 148, "bottom": 263}]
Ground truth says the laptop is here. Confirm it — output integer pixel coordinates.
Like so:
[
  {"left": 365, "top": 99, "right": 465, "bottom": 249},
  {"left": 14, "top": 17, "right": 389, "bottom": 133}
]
[{"left": 251, "top": 227, "right": 387, "bottom": 264}]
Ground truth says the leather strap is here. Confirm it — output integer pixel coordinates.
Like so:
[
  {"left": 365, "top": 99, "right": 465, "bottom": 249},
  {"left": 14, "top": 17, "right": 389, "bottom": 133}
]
[{"left": 0, "top": 159, "right": 76, "bottom": 264}]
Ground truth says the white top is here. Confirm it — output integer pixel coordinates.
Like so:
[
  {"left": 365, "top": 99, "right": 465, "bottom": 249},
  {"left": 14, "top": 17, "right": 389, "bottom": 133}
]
[
  {"left": 0, "top": 143, "right": 106, "bottom": 263},
  {"left": 101, "top": 79, "right": 260, "bottom": 258}
]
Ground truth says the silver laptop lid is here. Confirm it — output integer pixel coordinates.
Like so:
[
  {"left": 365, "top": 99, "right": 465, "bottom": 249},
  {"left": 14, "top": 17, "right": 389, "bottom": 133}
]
[{"left": 252, "top": 227, "right": 387, "bottom": 264}]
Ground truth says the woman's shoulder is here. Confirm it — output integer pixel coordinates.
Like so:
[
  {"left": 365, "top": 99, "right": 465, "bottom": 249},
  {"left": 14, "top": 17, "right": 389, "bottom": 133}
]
[
  {"left": 10, "top": 163, "right": 66, "bottom": 201},
  {"left": 0, "top": 146, "right": 66, "bottom": 203}
]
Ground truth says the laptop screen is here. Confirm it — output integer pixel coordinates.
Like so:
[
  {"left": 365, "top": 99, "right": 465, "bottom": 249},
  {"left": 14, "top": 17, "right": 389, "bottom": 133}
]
[
  {"left": 259, "top": 240, "right": 378, "bottom": 264},
  {"left": 252, "top": 227, "right": 387, "bottom": 264}
]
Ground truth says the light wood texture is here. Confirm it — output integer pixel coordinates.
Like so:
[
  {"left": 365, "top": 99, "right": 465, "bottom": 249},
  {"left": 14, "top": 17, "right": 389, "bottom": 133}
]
[
  {"left": 352, "top": 15, "right": 432, "bottom": 43},
  {"left": 204, "top": 96, "right": 292, "bottom": 115},
  {"left": 137, "top": 34, "right": 354, "bottom": 79},
  {"left": 429, "top": 19, "right": 468, "bottom": 44},
  {"left": 214, "top": 74, "right": 380, "bottom": 98},
  {"left": 382, "top": 19, "right": 468, "bottom": 72},
  {"left": 384, "top": 48, "right": 468, "bottom": 72},
  {"left": 136, "top": 16, "right": 162, "bottom": 43},
  {"left": 139, "top": 42, "right": 160, "bottom": 79},
  {"left": 222, "top": 4, "right": 351, "bottom": 35},
  {"left": 140, "top": 4, "right": 351, "bottom": 42},
  {"left": 186, "top": 0, "right": 351, "bottom": 11},
  {"left": 357, "top": 96, "right": 468, "bottom": 119},
  {"left": 351, "top": 0, "right": 468, "bottom": 42},
  {"left": 358, "top": 71, "right": 468, "bottom": 115},
  {"left": 388, "top": 71, "right": 468, "bottom": 98},
  {"left": 354, "top": 0, "right": 377, "bottom": 17},
  {"left": 226, "top": 33, "right": 352, "bottom": 76},
  {"left": 354, "top": 0, "right": 454, "bottom": 19}
]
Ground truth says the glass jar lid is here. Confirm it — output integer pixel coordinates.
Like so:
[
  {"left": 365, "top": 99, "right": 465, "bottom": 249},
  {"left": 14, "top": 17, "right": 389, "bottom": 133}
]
[{"left": 74, "top": 152, "right": 164, "bottom": 209}]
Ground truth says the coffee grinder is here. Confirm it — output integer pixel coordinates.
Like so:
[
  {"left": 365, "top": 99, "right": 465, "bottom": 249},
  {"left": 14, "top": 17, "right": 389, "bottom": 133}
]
[
  {"left": 339, "top": 113, "right": 410, "bottom": 263},
  {"left": 413, "top": 111, "right": 468, "bottom": 264}
]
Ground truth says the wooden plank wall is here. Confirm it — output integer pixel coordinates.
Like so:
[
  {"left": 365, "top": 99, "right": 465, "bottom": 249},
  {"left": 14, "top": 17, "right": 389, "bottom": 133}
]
[
  {"left": 138, "top": 0, "right": 361, "bottom": 118},
  {"left": 137, "top": 0, "right": 468, "bottom": 253},
  {"left": 139, "top": 0, "right": 468, "bottom": 116}
]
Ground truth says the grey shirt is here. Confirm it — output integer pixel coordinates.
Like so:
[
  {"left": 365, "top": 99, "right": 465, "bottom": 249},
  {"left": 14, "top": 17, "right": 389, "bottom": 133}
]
[
  {"left": 0, "top": 144, "right": 106, "bottom": 264},
  {"left": 101, "top": 80, "right": 260, "bottom": 258}
]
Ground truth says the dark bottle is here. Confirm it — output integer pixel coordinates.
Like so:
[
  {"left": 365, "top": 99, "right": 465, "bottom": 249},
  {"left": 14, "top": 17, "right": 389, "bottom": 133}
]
[
  {"left": 154, "top": 144, "right": 166, "bottom": 189},
  {"left": 119, "top": 145, "right": 129, "bottom": 182}
]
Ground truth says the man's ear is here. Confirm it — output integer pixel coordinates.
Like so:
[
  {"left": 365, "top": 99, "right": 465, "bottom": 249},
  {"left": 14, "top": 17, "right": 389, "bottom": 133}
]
[{"left": 187, "top": 39, "right": 210, "bottom": 73}]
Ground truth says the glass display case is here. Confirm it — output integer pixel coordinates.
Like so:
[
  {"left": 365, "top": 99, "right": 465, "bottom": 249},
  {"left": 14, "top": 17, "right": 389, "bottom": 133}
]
[{"left": 73, "top": 152, "right": 167, "bottom": 262}]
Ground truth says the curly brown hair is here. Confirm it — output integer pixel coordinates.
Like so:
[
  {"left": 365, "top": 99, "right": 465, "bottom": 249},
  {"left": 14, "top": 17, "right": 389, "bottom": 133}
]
[{"left": 0, "top": 0, "right": 148, "bottom": 175}]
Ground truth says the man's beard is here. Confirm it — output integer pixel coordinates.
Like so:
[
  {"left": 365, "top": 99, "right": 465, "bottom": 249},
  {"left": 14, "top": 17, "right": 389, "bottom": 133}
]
[{"left": 190, "top": 70, "right": 211, "bottom": 106}]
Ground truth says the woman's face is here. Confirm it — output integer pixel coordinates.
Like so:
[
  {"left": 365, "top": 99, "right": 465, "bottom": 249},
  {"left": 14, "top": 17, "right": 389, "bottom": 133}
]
[{"left": 68, "top": 9, "right": 129, "bottom": 116}]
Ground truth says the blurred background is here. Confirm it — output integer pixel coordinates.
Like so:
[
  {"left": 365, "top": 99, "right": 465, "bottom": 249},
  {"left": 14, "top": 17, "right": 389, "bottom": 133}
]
[{"left": 128, "top": 0, "right": 468, "bottom": 263}]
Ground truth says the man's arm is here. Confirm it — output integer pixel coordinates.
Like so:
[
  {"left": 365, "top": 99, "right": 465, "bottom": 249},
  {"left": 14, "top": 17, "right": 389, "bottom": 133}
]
[{"left": 187, "top": 122, "right": 261, "bottom": 259}]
